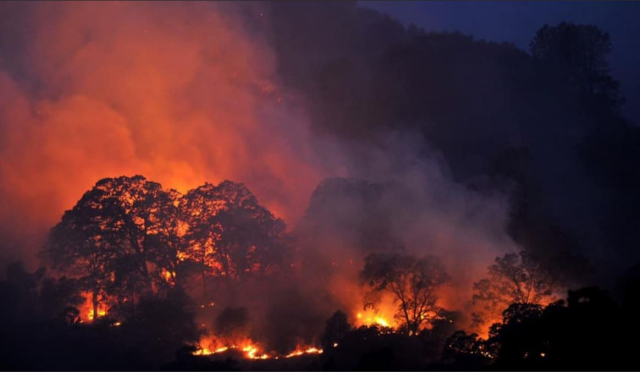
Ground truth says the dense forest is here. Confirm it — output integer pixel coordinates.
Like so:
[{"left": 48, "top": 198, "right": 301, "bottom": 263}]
[{"left": 1, "top": 1, "right": 640, "bottom": 371}]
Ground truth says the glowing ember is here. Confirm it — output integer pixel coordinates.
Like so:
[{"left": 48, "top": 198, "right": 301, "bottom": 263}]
[
  {"left": 161, "top": 269, "right": 176, "bottom": 283},
  {"left": 177, "top": 251, "right": 189, "bottom": 261}
]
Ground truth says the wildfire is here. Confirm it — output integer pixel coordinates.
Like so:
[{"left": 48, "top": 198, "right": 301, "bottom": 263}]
[
  {"left": 177, "top": 251, "right": 189, "bottom": 261},
  {"left": 87, "top": 308, "right": 107, "bottom": 321},
  {"left": 192, "top": 336, "right": 322, "bottom": 360},
  {"left": 242, "top": 345, "right": 269, "bottom": 360},
  {"left": 375, "top": 317, "right": 389, "bottom": 327},
  {"left": 78, "top": 292, "right": 109, "bottom": 322},
  {"left": 285, "top": 347, "right": 323, "bottom": 358},
  {"left": 192, "top": 337, "right": 270, "bottom": 359},
  {"left": 161, "top": 269, "right": 176, "bottom": 283},
  {"left": 355, "top": 311, "right": 394, "bottom": 329}
]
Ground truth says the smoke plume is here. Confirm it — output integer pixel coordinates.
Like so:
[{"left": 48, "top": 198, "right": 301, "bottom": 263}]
[
  {"left": 0, "top": 2, "right": 341, "bottom": 265},
  {"left": 0, "top": 1, "right": 521, "bottom": 346}
]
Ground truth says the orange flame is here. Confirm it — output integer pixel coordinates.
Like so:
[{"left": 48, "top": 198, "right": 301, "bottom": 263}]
[
  {"left": 192, "top": 335, "right": 323, "bottom": 360},
  {"left": 192, "top": 336, "right": 270, "bottom": 359},
  {"left": 77, "top": 292, "right": 109, "bottom": 322},
  {"left": 284, "top": 347, "right": 323, "bottom": 358}
]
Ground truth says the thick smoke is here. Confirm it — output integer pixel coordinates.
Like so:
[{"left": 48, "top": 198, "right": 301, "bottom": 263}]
[
  {"left": 0, "top": 1, "right": 524, "bottom": 349},
  {"left": 0, "top": 2, "right": 340, "bottom": 266},
  {"left": 292, "top": 133, "right": 517, "bottom": 334},
  {"left": 262, "top": 1, "right": 640, "bottom": 289}
]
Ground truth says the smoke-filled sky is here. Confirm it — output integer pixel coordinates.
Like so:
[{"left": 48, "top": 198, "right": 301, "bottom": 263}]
[
  {"left": 0, "top": 2, "right": 521, "bottom": 314},
  {"left": 1, "top": 0, "right": 638, "bottom": 295},
  {"left": 0, "top": 2, "right": 536, "bottom": 346},
  {"left": 360, "top": 1, "right": 640, "bottom": 124},
  {"left": 0, "top": 2, "right": 344, "bottom": 264},
  {"left": 4, "top": 2, "right": 640, "bottom": 363}
]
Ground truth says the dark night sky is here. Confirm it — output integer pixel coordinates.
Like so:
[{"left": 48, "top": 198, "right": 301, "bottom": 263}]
[{"left": 359, "top": 1, "right": 640, "bottom": 124}]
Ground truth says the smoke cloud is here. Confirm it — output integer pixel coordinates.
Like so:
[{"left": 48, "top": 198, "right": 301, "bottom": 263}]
[
  {"left": 0, "top": 1, "right": 520, "bottom": 344},
  {"left": 0, "top": 2, "right": 343, "bottom": 265}
]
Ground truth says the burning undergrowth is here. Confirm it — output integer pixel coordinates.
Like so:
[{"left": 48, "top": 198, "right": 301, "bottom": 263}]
[
  {"left": 0, "top": 2, "right": 576, "bottom": 366},
  {"left": 37, "top": 165, "right": 528, "bottom": 361}
]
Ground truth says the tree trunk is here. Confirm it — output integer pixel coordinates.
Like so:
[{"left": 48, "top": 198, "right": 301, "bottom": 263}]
[
  {"left": 202, "top": 270, "right": 206, "bottom": 302},
  {"left": 410, "top": 321, "right": 419, "bottom": 336},
  {"left": 131, "top": 287, "right": 136, "bottom": 322},
  {"left": 130, "top": 234, "right": 152, "bottom": 293},
  {"left": 92, "top": 288, "right": 99, "bottom": 323},
  {"left": 142, "top": 261, "right": 152, "bottom": 292}
]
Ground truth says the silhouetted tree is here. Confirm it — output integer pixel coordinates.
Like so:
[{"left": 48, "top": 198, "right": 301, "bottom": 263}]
[
  {"left": 42, "top": 176, "right": 188, "bottom": 320},
  {"left": 360, "top": 253, "right": 450, "bottom": 335},
  {"left": 485, "top": 303, "right": 545, "bottom": 365},
  {"left": 443, "top": 286, "right": 635, "bottom": 370},
  {"left": 323, "top": 324, "right": 429, "bottom": 370},
  {"left": 418, "top": 309, "right": 460, "bottom": 359},
  {"left": 144, "top": 187, "right": 189, "bottom": 288},
  {"left": 485, "top": 287, "right": 630, "bottom": 370},
  {"left": 182, "top": 181, "right": 290, "bottom": 295},
  {"left": 321, "top": 310, "right": 352, "bottom": 351},
  {"left": 43, "top": 201, "right": 116, "bottom": 321},
  {"left": 472, "top": 251, "right": 557, "bottom": 331},
  {"left": 88, "top": 176, "right": 185, "bottom": 291},
  {"left": 531, "top": 22, "right": 623, "bottom": 119},
  {"left": 442, "top": 330, "right": 491, "bottom": 367}
]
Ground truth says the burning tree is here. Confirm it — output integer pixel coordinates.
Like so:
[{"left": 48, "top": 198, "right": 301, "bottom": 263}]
[
  {"left": 43, "top": 176, "right": 291, "bottom": 319},
  {"left": 360, "top": 253, "right": 450, "bottom": 335},
  {"left": 472, "top": 251, "right": 558, "bottom": 331},
  {"left": 42, "top": 176, "right": 188, "bottom": 320},
  {"left": 43, "top": 190, "right": 119, "bottom": 321},
  {"left": 182, "top": 181, "right": 290, "bottom": 293},
  {"left": 89, "top": 176, "right": 188, "bottom": 292}
]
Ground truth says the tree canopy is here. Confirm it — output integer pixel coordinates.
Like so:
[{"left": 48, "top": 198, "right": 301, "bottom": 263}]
[
  {"left": 360, "top": 253, "right": 450, "bottom": 335},
  {"left": 472, "top": 251, "right": 558, "bottom": 332},
  {"left": 42, "top": 176, "right": 291, "bottom": 320}
]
